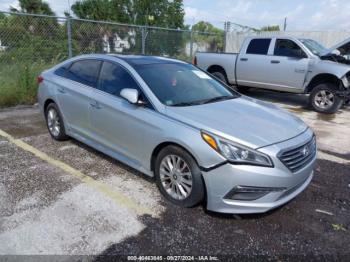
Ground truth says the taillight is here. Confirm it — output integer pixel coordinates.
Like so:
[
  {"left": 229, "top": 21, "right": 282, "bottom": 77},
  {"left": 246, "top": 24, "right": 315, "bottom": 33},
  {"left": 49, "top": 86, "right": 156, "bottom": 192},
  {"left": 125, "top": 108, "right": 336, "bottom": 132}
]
[
  {"left": 192, "top": 56, "right": 197, "bottom": 66},
  {"left": 37, "top": 75, "right": 44, "bottom": 84}
]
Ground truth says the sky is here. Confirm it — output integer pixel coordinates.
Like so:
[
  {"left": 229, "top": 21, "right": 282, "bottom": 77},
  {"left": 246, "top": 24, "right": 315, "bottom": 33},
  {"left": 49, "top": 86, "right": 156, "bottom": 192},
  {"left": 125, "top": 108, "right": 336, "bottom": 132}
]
[{"left": 0, "top": 0, "right": 349, "bottom": 31}]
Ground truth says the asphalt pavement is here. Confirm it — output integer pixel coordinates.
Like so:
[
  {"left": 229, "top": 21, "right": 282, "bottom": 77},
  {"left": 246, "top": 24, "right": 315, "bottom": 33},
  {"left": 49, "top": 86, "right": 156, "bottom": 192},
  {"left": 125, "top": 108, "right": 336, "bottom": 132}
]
[{"left": 0, "top": 90, "right": 349, "bottom": 260}]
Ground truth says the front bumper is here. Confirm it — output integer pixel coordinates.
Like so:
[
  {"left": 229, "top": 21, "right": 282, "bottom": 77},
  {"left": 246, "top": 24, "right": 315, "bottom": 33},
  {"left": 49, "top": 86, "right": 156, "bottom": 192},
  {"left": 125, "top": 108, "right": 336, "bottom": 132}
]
[
  {"left": 336, "top": 89, "right": 350, "bottom": 99},
  {"left": 202, "top": 129, "right": 316, "bottom": 214}
]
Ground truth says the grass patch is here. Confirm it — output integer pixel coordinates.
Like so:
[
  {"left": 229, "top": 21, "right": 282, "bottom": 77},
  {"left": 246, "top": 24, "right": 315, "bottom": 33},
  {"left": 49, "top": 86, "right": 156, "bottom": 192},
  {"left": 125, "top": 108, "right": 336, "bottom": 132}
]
[{"left": 0, "top": 62, "right": 52, "bottom": 108}]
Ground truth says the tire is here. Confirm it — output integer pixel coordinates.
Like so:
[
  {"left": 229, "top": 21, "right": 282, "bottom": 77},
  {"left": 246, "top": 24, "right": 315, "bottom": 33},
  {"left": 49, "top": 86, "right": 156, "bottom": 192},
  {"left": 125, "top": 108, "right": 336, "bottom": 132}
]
[
  {"left": 211, "top": 71, "right": 228, "bottom": 84},
  {"left": 154, "top": 145, "right": 204, "bottom": 207},
  {"left": 45, "top": 103, "right": 69, "bottom": 141},
  {"left": 309, "top": 83, "right": 343, "bottom": 114},
  {"left": 235, "top": 85, "right": 249, "bottom": 93},
  {"left": 344, "top": 98, "right": 350, "bottom": 107}
]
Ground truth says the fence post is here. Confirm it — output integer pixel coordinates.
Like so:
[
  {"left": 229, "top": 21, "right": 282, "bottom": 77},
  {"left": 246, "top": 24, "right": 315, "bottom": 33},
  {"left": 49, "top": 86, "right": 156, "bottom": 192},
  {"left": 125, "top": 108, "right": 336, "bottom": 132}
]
[
  {"left": 190, "top": 28, "right": 194, "bottom": 60},
  {"left": 141, "top": 26, "right": 147, "bottom": 55},
  {"left": 67, "top": 17, "right": 73, "bottom": 58}
]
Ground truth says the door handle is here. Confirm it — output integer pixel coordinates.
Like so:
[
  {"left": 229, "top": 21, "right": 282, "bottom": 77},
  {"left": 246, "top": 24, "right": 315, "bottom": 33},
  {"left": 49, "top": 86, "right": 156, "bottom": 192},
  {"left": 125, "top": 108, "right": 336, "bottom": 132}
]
[
  {"left": 90, "top": 101, "right": 101, "bottom": 109},
  {"left": 271, "top": 60, "right": 280, "bottom": 64},
  {"left": 240, "top": 58, "right": 248, "bottom": 61},
  {"left": 57, "top": 87, "right": 66, "bottom": 93}
]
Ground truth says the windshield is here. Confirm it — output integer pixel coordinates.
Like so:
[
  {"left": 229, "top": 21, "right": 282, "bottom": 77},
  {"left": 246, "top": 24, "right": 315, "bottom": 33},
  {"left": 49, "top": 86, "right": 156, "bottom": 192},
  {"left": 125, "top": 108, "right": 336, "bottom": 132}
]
[
  {"left": 299, "top": 39, "right": 328, "bottom": 56},
  {"left": 135, "top": 63, "right": 239, "bottom": 106}
]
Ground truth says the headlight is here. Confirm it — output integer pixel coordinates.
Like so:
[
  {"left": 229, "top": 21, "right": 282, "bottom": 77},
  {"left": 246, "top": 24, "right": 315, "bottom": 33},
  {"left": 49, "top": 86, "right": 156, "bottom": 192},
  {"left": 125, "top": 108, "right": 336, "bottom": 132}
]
[{"left": 201, "top": 131, "right": 273, "bottom": 167}]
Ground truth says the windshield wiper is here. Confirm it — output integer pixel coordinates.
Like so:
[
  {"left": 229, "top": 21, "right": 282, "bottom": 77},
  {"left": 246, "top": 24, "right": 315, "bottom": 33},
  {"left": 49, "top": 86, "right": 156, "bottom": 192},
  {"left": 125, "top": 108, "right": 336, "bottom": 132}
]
[
  {"left": 199, "top": 95, "right": 234, "bottom": 105},
  {"left": 171, "top": 101, "right": 202, "bottom": 107},
  {"left": 171, "top": 96, "right": 234, "bottom": 107}
]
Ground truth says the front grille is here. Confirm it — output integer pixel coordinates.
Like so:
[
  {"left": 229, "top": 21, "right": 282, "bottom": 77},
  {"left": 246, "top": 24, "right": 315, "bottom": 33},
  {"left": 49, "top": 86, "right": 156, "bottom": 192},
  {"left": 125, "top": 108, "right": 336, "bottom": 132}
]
[{"left": 278, "top": 136, "right": 316, "bottom": 173}]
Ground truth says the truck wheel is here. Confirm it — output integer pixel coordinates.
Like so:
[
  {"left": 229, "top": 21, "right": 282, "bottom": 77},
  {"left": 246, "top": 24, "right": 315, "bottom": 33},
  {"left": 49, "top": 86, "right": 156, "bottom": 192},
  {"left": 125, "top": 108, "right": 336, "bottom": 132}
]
[
  {"left": 211, "top": 71, "right": 228, "bottom": 84},
  {"left": 235, "top": 86, "right": 250, "bottom": 93},
  {"left": 309, "top": 83, "right": 343, "bottom": 114}
]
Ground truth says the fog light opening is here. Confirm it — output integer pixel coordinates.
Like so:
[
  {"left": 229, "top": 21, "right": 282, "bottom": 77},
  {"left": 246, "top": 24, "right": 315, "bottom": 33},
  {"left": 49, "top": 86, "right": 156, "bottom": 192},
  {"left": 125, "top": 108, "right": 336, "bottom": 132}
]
[{"left": 224, "top": 186, "right": 286, "bottom": 201}]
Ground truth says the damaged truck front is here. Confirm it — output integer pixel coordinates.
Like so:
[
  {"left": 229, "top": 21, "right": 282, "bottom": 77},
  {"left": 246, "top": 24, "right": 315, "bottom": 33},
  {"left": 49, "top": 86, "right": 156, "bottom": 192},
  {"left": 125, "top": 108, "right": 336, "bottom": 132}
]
[{"left": 195, "top": 36, "right": 350, "bottom": 113}]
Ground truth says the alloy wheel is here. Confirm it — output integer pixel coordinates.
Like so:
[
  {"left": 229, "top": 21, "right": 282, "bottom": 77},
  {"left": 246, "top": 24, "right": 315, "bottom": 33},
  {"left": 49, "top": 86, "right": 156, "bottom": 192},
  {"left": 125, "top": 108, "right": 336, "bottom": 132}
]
[
  {"left": 47, "top": 108, "right": 61, "bottom": 137},
  {"left": 159, "top": 155, "right": 193, "bottom": 200},
  {"left": 314, "top": 90, "right": 334, "bottom": 109}
]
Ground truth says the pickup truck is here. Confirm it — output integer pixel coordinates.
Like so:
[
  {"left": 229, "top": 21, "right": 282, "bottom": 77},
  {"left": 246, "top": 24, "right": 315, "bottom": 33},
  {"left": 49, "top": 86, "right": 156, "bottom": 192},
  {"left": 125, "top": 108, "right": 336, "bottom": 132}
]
[{"left": 194, "top": 36, "right": 350, "bottom": 113}]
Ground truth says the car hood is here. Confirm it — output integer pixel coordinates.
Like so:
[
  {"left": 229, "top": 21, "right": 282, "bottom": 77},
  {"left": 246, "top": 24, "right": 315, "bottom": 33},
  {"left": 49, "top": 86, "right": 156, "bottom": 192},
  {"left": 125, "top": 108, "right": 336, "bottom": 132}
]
[
  {"left": 165, "top": 96, "right": 308, "bottom": 149},
  {"left": 321, "top": 37, "right": 350, "bottom": 57}
]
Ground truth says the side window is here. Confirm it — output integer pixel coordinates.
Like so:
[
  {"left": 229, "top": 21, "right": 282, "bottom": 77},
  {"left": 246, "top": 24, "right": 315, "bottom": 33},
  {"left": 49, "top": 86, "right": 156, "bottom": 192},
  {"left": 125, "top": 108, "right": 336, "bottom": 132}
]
[
  {"left": 54, "top": 63, "right": 70, "bottom": 77},
  {"left": 98, "top": 62, "right": 140, "bottom": 97},
  {"left": 65, "top": 60, "right": 101, "bottom": 87},
  {"left": 274, "top": 39, "right": 305, "bottom": 57},
  {"left": 246, "top": 39, "right": 271, "bottom": 55}
]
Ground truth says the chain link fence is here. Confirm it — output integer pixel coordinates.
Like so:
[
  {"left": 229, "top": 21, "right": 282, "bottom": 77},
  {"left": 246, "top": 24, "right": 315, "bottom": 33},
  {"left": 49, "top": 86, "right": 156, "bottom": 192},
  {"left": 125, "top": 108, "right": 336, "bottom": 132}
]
[
  {"left": 0, "top": 11, "right": 224, "bottom": 106},
  {"left": 0, "top": 11, "right": 223, "bottom": 63}
]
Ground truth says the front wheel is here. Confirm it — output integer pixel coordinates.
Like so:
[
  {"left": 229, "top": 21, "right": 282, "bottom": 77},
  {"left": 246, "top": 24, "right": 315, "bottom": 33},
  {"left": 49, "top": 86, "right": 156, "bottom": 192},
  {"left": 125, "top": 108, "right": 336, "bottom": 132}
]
[
  {"left": 155, "top": 145, "right": 204, "bottom": 207},
  {"left": 309, "top": 84, "right": 343, "bottom": 114}
]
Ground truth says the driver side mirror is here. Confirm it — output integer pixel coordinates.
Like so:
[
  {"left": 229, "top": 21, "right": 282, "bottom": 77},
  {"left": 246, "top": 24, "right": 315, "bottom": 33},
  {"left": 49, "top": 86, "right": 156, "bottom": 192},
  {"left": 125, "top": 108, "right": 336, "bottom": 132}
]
[{"left": 120, "top": 88, "right": 147, "bottom": 106}]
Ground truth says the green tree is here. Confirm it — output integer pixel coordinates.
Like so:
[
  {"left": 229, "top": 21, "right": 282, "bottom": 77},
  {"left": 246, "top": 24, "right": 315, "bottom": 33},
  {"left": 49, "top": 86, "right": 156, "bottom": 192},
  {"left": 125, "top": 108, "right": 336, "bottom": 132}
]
[
  {"left": 71, "top": 0, "right": 185, "bottom": 28},
  {"left": 192, "top": 21, "right": 224, "bottom": 52},
  {"left": 71, "top": 0, "right": 186, "bottom": 57},
  {"left": 259, "top": 25, "right": 280, "bottom": 32},
  {"left": 72, "top": 0, "right": 131, "bottom": 22},
  {"left": 10, "top": 0, "right": 55, "bottom": 15}
]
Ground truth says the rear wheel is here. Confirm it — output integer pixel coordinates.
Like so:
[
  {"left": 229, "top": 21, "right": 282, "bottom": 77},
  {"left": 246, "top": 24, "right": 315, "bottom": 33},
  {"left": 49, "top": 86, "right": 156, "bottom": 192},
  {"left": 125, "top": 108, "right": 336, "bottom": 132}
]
[
  {"left": 155, "top": 145, "right": 204, "bottom": 207},
  {"left": 309, "top": 83, "right": 343, "bottom": 114},
  {"left": 235, "top": 85, "right": 250, "bottom": 93},
  {"left": 45, "top": 103, "right": 69, "bottom": 141},
  {"left": 211, "top": 71, "right": 228, "bottom": 84}
]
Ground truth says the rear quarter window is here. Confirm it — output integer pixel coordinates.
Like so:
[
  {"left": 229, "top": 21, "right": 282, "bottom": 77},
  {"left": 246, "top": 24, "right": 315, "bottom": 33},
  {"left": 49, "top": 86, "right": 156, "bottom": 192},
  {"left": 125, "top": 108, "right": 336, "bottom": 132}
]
[
  {"left": 65, "top": 60, "right": 102, "bottom": 87},
  {"left": 246, "top": 39, "right": 271, "bottom": 55},
  {"left": 54, "top": 64, "right": 70, "bottom": 77}
]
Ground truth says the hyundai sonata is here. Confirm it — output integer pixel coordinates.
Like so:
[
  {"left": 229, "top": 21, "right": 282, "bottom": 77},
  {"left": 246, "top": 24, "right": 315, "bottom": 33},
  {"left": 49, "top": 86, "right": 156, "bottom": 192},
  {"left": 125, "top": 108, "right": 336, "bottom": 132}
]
[{"left": 38, "top": 54, "right": 316, "bottom": 214}]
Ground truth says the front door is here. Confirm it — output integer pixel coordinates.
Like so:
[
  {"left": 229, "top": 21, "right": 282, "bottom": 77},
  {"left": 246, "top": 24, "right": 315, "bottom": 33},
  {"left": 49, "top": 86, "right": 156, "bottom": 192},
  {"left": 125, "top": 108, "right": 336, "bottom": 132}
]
[
  {"left": 267, "top": 39, "right": 309, "bottom": 91},
  {"left": 89, "top": 61, "right": 156, "bottom": 165}
]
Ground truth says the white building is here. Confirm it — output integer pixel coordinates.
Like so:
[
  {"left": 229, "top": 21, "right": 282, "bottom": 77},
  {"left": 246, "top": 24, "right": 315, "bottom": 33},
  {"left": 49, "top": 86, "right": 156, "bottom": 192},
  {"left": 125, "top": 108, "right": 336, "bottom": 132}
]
[
  {"left": 0, "top": 40, "right": 7, "bottom": 51},
  {"left": 102, "top": 31, "right": 136, "bottom": 53}
]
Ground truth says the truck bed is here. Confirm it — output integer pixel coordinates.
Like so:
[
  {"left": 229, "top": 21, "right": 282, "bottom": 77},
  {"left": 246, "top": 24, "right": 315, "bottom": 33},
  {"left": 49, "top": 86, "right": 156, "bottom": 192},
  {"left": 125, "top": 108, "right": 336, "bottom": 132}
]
[{"left": 195, "top": 52, "right": 238, "bottom": 85}]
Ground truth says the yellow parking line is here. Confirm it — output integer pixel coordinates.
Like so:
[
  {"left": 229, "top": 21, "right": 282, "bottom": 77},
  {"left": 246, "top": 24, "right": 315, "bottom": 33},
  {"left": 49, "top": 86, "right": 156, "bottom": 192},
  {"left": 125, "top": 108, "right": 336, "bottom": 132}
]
[{"left": 0, "top": 129, "right": 154, "bottom": 216}]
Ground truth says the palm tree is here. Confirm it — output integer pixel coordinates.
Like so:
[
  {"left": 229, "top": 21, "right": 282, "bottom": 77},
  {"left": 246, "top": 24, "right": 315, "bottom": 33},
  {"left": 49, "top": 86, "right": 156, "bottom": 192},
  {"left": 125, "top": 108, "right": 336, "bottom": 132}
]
[{"left": 10, "top": 0, "right": 55, "bottom": 16}]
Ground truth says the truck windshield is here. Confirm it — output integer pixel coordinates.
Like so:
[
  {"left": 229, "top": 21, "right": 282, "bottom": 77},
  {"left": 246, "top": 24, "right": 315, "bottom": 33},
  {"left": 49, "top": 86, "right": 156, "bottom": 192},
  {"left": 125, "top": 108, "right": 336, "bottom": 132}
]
[
  {"left": 299, "top": 39, "right": 328, "bottom": 56},
  {"left": 135, "top": 63, "right": 239, "bottom": 107}
]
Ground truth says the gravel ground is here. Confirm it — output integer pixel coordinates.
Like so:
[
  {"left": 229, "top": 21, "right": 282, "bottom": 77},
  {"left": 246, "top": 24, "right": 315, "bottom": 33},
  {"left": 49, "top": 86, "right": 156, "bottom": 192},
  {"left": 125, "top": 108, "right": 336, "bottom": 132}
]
[{"left": 0, "top": 91, "right": 349, "bottom": 260}]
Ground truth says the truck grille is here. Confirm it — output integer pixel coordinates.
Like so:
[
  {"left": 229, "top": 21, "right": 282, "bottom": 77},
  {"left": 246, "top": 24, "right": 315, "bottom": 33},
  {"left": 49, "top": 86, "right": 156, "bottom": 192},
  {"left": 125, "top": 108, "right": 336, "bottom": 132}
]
[{"left": 279, "top": 136, "right": 316, "bottom": 173}]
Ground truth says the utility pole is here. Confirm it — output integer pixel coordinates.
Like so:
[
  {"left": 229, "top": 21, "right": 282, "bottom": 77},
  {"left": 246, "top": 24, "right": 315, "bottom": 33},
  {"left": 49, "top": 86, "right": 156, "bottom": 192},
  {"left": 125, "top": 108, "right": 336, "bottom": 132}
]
[
  {"left": 224, "top": 21, "right": 227, "bottom": 52},
  {"left": 227, "top": 21, "right": 231, "bottom": 32},
  {"left": 67, "top": 0, "right": 71, "bottom": 16},
  {"left": 283, "top": 17, "right": 287, "bottom": 31}
]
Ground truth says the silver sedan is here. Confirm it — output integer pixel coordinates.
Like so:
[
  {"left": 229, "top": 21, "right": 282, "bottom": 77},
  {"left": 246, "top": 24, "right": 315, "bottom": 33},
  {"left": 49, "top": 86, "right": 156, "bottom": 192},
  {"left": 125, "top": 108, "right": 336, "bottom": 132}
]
[{"left": 38, "top": 54, "right": 316, "bottom": 214}]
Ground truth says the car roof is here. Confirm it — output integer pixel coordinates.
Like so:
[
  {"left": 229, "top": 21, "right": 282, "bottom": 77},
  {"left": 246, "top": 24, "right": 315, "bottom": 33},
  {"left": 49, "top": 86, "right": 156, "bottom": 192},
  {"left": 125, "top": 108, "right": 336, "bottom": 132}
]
[
  {"left": 61, "top": 54, "right": 188, "bottom": 68},
  {"left": 244, "top": 35, "right": 299, "bottom": 41},
  {"left": 108, "top": 54, "right": 187, "bottom": 66}
]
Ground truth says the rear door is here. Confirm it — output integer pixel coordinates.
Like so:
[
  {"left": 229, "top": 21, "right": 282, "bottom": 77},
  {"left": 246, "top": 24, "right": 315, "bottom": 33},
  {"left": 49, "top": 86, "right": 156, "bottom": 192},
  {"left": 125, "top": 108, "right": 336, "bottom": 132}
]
[
  {"left": 55, "top": 59, "right": 102, "bottom": 138},
  {"left": 236, "top": 38, "right": 275, "bottom": 89}
]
